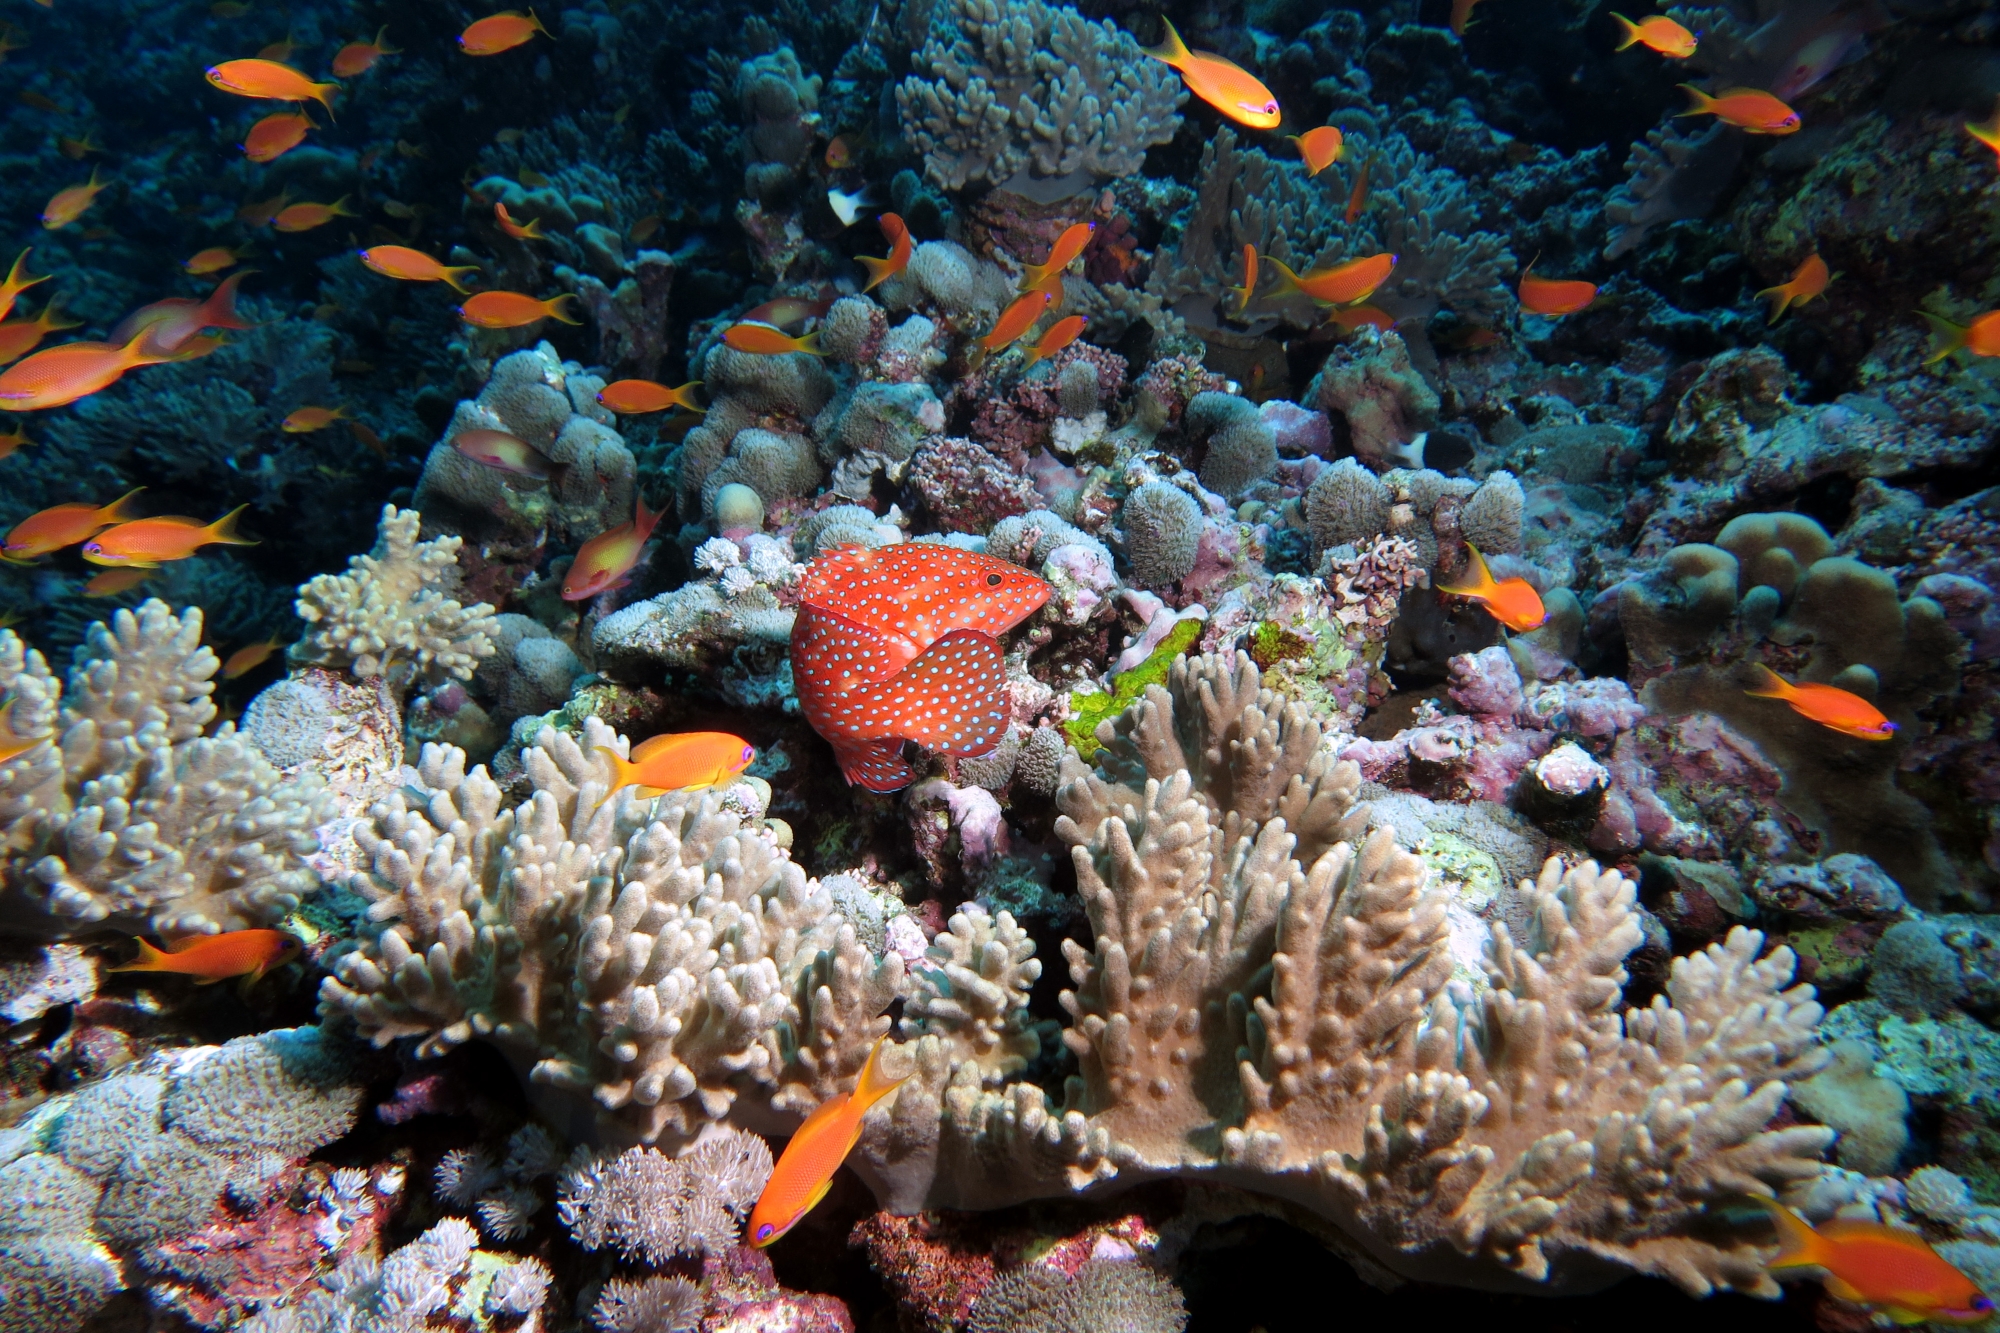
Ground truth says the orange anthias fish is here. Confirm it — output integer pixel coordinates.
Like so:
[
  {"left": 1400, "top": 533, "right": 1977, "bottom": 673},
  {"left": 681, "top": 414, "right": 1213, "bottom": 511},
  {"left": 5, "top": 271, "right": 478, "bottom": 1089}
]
[
  {"left": 205, "top": 59, "right": 338, "bottom": 113},
  {"left": 272, "top": 196, "right": 355, "bottom": 232},
  {"left": 790, "top": 543, "right": 1050, "bottom": 791},
  {"left": 1288, "top": 125, "right": 1344, "bottom": 175},
  {"left": 83, "top": 506, "right": 256, "bottom": 567},
  {"left": 1267, "top": 253, "right": 1396, "bottom": 307},
  {"left": 825, "top": 133, "right": 858, "bottom": 169},
  {"left": 282, "top": 405, "right": 346, "bottom": 432},
  {"left": 723, "top": 322, "right": 823, "bottom": 356},
  {"left": 1226, "top": 243, "right": 1258, "bottom": 316},
  {"left": 0, "top": 697, "right": 47, "bottom": 764},
  {"left": 0, "top": 250, "right": 47, "bottom": 323},
  {"left": 493, "top": 201, "right": 546, "bottom": 241},
  {"left": 459, "top": 10, "right": 547, "bottom": 56},
  {"left": 1023, "top": 314, "right": 1087, "bottom": 368},
  {"left": 0, "top": 334, "right": 175, "bottom": 411},
  {"left": 111, "top": 270, "right": 255, "bottom": 356},
  {"left": 1677, "top": 85, "right": 1799, "bottom": 134},
  {"left": 459, "top": 290, "right": 580, "bottom": 330},
  {"left": 859, "top": 212, "right": 912, "bottom": 293},
  {"left": 1612, "top": 12, "right": 1698, "bottom": 58},
  {"left": 57, "top": 130, "right": 100, "bottom": 160},
  {"left": 1743, "top": 664, "right": 1896, "bottom": 740},
  {"left": 221, "top": 636, "right": 283, "bottom": 678},
  {"left": 1450, "top": 0, "right": 1486, "bottom": 36},
  {"left": 741, "top": 296, "right": 833, "bottom": 329},
  {"left": 1328, "top": 304, "right": 1395, "bottom": 333},
  {"left": 1019, "top": 221, "right": 1095, "bottom": 295},
  {"left": 239, "top": 188, "right": 292, "bottom": 227},
  {"left": 361, "top": 245, "right": 479, "bottom": 292},
  {"left": 750, "top": 1035, "right": 908, "bottom": 1246},
  {"left": 1756, "top": 253, "right": 1830, "bottom": 323},
  {"left": 453, "top": 428, "right": 553, "bottom": 478},
  {"left": 242, "top": 110, "right": 312, "bottom": 163},
  {"left": 109, "top": 930, "right": 301, "bottom": 985},
  {"left": 41, "top": 167, "right": 105, "bottom": 229},
  {"left": 599, "top": 731, "right": 757, "bottom": 794},
  {"left": 256, "top": 36, "right": 300, "bottom": 63},
  {"left": 331, "top": 26, "right": 398, "bottom": 78},
  {"left": 596, "top": 379, "right": 704, "bottom": 414},
  {"left": 1345, "top": 157, "right": 1371, "bottom": 223},
  {"left": 1436, "top": 543, "right": 1547, "bottom": 631},
  {"left": 1921, "top": 310, "right": 2000, "bottom": 363},
  {"left": 3, "top": 489, "right": 142, "bottom": 560},
  {"left": 1142, "top": 17, "right": 1279, "bottom": 129},
  {"left": 1968, "top": 103, "right": 2000, "bottom": 165},
  {"left": 981, "top": 289, "right": 1054, "bottom": 354},
  {"left": 0, "top": 302, "right": 79, "bottom": 365},
  {"left": 184, "top": 246, "right": 241, "bottom": 276},
  {"left": 1518, "top": 265, "right": 1598, "bottom": 316},
  {"left": 563, "top": 496, "right": 662, "bottom": 600},
  {"left": 83, "top": 567, "right": 152, "bottom": 596},
  {"left": 1759, "top": 1198, "right": 1991, "bottom": 1323}
]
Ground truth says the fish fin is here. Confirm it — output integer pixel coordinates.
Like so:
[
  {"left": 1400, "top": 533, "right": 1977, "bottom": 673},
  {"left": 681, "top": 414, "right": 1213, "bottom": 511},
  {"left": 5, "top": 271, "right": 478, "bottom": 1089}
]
[
  {"left": 1742, "top": 662, "right": 1795, "bottom": 701},
  {"left": 1755, "top": 283, "right": 1793, "bottom": 324},
  {"left": 1675, "top": 83, "right": 1716, "bottom": 116},
  {"left": 107, "top": 938, "right": 169, "bottom": 973},
  {"left": 1920, "top": 311, "right": 1968, "bottom": 364},
  {"left": 204, "top": 505, "right": 257, "bottom": 547},
  {"left": 201, "top": 270, "right": 257, "bottom": 332},
  {"left": 3, "top": 249, "right": 44, "bottom": 295},
  {"left": 1263, "top": 255, "right": 1305, "bottom": 299},
  {"left": 1822, "top": 1274, "right": 1866, "bottom": 1303},
  {"left": 97, "top": 487, "right": 146, "bottom": 525},
  {"left": 857, "top": 253, "right": 897, "bottom": 292},
  {"left": 1141, "top": 14, "right": 1191, "bottom": 65},
  {"left": 1755, "top": 1198, "right": 1829, "bottom": 1271},
  {"left": 869, "top": 629, "right": 1007, "bottom": 758},
  {"left": 832, "top": 738, "right": 915, "bottom": 792},
  {"left": 441, "top": 266, "right": 479, "bottom": 295},
  {"left": 374, "top": 24, "right": 400, "bottom": 54},
  {"left": 1436, "top": 543, "right": 1497, "bottom": 599},
  {"left": 1610, "top": 13, "right": 1641, "bottom": 49},
  {"left": 595, "top": 746, "right": 639, "bottom": 792},
  {"left": 851, "top": 1035, "right": 910, "bottom": 1114},
  {"left": 796, "top": 330, "right": 824, "bottom": 356},
  {"left": 547, "top": 293, "right": 582, "bottom": 325}
]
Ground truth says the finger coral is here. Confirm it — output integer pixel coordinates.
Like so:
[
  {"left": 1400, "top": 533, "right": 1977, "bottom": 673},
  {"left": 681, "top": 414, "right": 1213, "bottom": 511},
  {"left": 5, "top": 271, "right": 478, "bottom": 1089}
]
[{"left": 0, "top": 600, "right": 331, "bottom": 939}]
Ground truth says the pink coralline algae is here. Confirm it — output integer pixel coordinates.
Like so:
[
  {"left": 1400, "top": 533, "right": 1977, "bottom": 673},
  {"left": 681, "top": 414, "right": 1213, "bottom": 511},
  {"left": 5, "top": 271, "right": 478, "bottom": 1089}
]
[
  {"left": 704, "top": 1244, "right": 854, "bottom": 1333},
  {"left": 963, "top": 342, "right": 1128, "bottom": 463},
  {"left": 1134, "top": 352, "right": 1228, "bottom": 430},
  {"left": 1259, "top": 398, "right": 1333, "bottom": 459},
  {"left": 1591, "top": 712, "right": 1804, "bottom": 863},
  {"left": 909, "top": 435, "right": 1039, "bottom": 534}
]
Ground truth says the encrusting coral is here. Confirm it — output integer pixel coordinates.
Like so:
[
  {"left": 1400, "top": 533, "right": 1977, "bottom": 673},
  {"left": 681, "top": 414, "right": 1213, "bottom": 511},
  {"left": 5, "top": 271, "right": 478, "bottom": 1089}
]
[
  {"left": 0, "top": 600, "right": 331, "bottom": 940},
  {"left": 847, "top": 651, "right": 1832, "bottom": 1295}
]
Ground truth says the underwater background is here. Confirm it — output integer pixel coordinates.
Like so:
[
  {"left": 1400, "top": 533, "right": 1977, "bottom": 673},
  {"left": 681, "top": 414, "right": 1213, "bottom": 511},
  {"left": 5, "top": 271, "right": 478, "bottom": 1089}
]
[{"left": 0, "top": 0, "right": 1994, "bottom": 1327}]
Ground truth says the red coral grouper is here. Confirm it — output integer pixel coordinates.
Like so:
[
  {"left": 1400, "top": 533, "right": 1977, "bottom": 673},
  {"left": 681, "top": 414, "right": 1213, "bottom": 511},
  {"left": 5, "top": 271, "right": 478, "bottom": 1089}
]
[{"left": 791, "top": 543, "right": 1050, "bottom": 792}]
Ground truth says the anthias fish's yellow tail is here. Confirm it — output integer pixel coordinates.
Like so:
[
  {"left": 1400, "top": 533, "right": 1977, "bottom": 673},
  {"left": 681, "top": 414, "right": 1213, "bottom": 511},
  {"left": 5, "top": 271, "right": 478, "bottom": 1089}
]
[
  {"left": 1142, "top": 15, "right": 1192, "bottom": 65},
  {"left": 1921, "top": 312, "right": 1968, "bottom": 364},
  {"left": 1742, "top": 663, "right": 1795, "bottom": 700},
  {"left": 1436, "top": 543, "right": 1497, "bottom": 598},
  {"left": 858, "top": 253, "right": 899, "bottom": 292},
  {"left": 205, "top": 505, "right": 257, "bottom": 547},
  {"left": 108, "top": 938, "right": 169, "bottom": 973},
  {"left": 1755, "top": 1198, "right": 1829, "bottom": 1271},
  {"left": 1675, "top": 84, "right": 1716, "bottom": 116},
  {"left": 851, "top": 1035, "right": 909, "bottom": 1115},
  {"left": 1263, "top": 255, "right": 1305, "bottom": 299},
  {"left": 595, "top": 746, "right": 643, "bottom": 792}
]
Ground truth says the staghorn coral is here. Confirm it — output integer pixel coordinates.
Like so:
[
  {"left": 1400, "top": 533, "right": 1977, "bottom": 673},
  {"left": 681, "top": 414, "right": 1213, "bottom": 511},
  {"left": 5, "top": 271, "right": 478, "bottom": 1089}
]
[
  {"left": 897, "top": 0, "right": 1184, "bottom": 196},
  {"left": 292, "top": 506, "right": 499, "bottom": 693},
  {"left": 850, "top": 652, "right": 1831, "bottom": 1296},
  {"left": 0, "top": 601, "right": 331, "bottom": 940},
  {"left": 319, "top": 717, "right": 905, "bottom": 1146}
]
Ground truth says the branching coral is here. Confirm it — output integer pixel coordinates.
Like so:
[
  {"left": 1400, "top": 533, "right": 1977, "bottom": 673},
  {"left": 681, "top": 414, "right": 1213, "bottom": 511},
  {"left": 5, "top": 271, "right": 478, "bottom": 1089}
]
[
  {"left": 319, "top": 718, "right": 904, "bottom": 1146},
  {"left": 292, "top": 506, "right": 499, "bottom": 693},
  {"left": 851, "top": 652, "right": 1831, "bottom": 1295},
  {"left": 897, "top": 0, "right": 1184, "bottom": 195},
  {"left": 0, "top": 601, "right": 330, "bottom": 939}
]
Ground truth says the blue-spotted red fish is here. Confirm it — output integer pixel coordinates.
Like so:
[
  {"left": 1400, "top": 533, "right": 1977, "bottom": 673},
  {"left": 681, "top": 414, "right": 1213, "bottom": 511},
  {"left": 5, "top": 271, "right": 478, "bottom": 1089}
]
[
  {"left": 598, "top": 731, "right": 756, "bottom": 794},
  {"left": 791, "top": 543, "right": 1050, "bottom": 792},
  {"left": 750, "top": 1036, "right": 908, "bottom": 1246},
  {"left": 109, "top": 929, "right": 300, "bottom": 984}
]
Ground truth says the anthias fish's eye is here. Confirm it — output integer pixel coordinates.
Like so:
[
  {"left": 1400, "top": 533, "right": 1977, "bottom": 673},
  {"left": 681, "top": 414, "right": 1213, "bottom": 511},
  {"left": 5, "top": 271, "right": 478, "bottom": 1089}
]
[{"left": 756, "top": 1223, "right": 775, "bottom": 1241}]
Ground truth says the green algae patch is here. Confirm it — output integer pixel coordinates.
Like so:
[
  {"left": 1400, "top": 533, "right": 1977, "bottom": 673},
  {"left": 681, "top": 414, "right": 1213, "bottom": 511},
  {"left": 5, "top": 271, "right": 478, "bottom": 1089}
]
[
  {"left": 1064, "top": 617, "right": 1204, "bottom": 761},
  {"left": 1416, "top": 831, "right": 1505, "bottom": 906},
  {"left": 1249, "top": 620, "right": 1311, "bottom": 669}
]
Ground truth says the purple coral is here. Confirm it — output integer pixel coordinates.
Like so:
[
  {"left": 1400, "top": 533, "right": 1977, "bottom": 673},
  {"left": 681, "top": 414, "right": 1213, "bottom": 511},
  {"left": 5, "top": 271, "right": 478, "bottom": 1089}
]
[{"left": 909, "top": 437, "right": 1039, "bottom": 534}]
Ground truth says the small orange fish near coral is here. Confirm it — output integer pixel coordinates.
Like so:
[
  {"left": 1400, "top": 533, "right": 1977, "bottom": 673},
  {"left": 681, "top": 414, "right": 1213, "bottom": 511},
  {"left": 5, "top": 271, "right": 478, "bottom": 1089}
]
[
  {"left": 222, "top": 636, "right": 283, "bottom": 678},
  {"left": 256, "top": 35, "right": 298, "bottom": 63},
  {"left": 0, "top": 301, "right": 79, "bottom": 366},
  {"left": 596, "top": 379, "right": 703, "bottom": 414},
  {"left": 0, "top": 697, "right": 46, "bottom": 763},
  {"left": 282, "top": 405, "right": 345, "bottom": 432},
  {"left": 858, "top": 212, "right": 912, "bottom": 293},
  {"left": 242, "top": 110, "right": 312, "bottom": 162},
  {"left": 1345, "top": 157, "right": 1371, "bottom": 223},
  {"left": 56, "top": 130, "right": 99, "bottom": 160},
  {"left": 723, "top": 322, "right": 822, "bottom": 356},
  {"left": 83, "top": 566, "right": 152, "bottom": 596},
  {"left": 981, "top": 289, "right": 1054, "bottom": 354},
  {"left": 1518, "top": 264, "right": 1597, "bottom": 316},
  {"left": 1019, "top": 221, "right": 1094, "bottom": 295},
  {"left": 1142, "top": 17, "right": 1279, "bottom": 129},
  {"left": 452, "top": 427, "right": 554, "bottom": 478},
  {"left": 360, "top": 245, "right": 479, "bottom": 292},
  {"left": 3, "top": 488, "right": 142, "bottom": 560},
  {"left": 598, "top": 731, "right": 757, "bottom": 794},
  {"left": 1758, "top": 1198, "right": 1991, "bottom": 1323},
  {"left": 272, "top": 196, "right": 354, "bottom": 232},
  {"left": 458, "top": 290, "right": 580, "bottom": 329},
  {"left": 1676, "top": 84, "right": 1798, "bottom": 133},
  {"left": 83, "top": 506, "right": 256, "bottom": 567},
  {"left": 750, "top": 1035, "right": 908, "bottom": 1246},
  {"left": 493, "top": 201, "right": 546, "bottom": 241},
  {"left": 1268, "top": 253, "right": 1396, "bottom": 307},
  {"left": 1743, "top": 664, "right": 1896, "bottom": 740},
  {"left": 41, "top": 167, "right": 105, "bottom": 229},
  {"left": 0, "top": 250, "right": 47, "bottom": 323},
  {"left": 204, "top": 58, "right": 338, "bottom": 113},
  {"left": 109, "top": 930, "right": 300, "bottom": 985},
  {"left": 1226, "top": 243, "right": 1258, "bottom": 315},
  {"left": 741, "top": 296, "right": 833, "bottom": 329},
  {"left": 331, "top": 26, "right": 398, "bottom": 78},
  {"left": 1436, "top": 543, "right": 1547, "bottom": 631},
  {"left": 563, "top": 496, "right": 663, "bottom": 600},
  {"left": 1755, "top": 253, "right": 1830, "bottom": 323},
  {"left": 1328, "top": 304, "right": 1395, "bottom": 333},
  {"left": 1920, "top": 309, "right": 2000, "bottom": 363},
  {"left": 459, "top": 10, "right": 547, "bottom": 56},
  {"left": 1288, "top": 125, "right": 1344, "bottom": 175},
  {"left": 183, "top": 246, "right": 241, "bottom": 276},
  {"left": 824, "top": 133, "right": 860, "bottom": 169},
  {"left": 1023, "top": 314, "right": 1087, "bottom": 368},
  {"left": 0, "top": 334, "right": 174, "bottom": 411},
  {"left": 112, "top": 270, "right": 256, "bottom": 357},
  {"left": 1611, "top": 12, "right": 1697, "bottom": 58}
]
